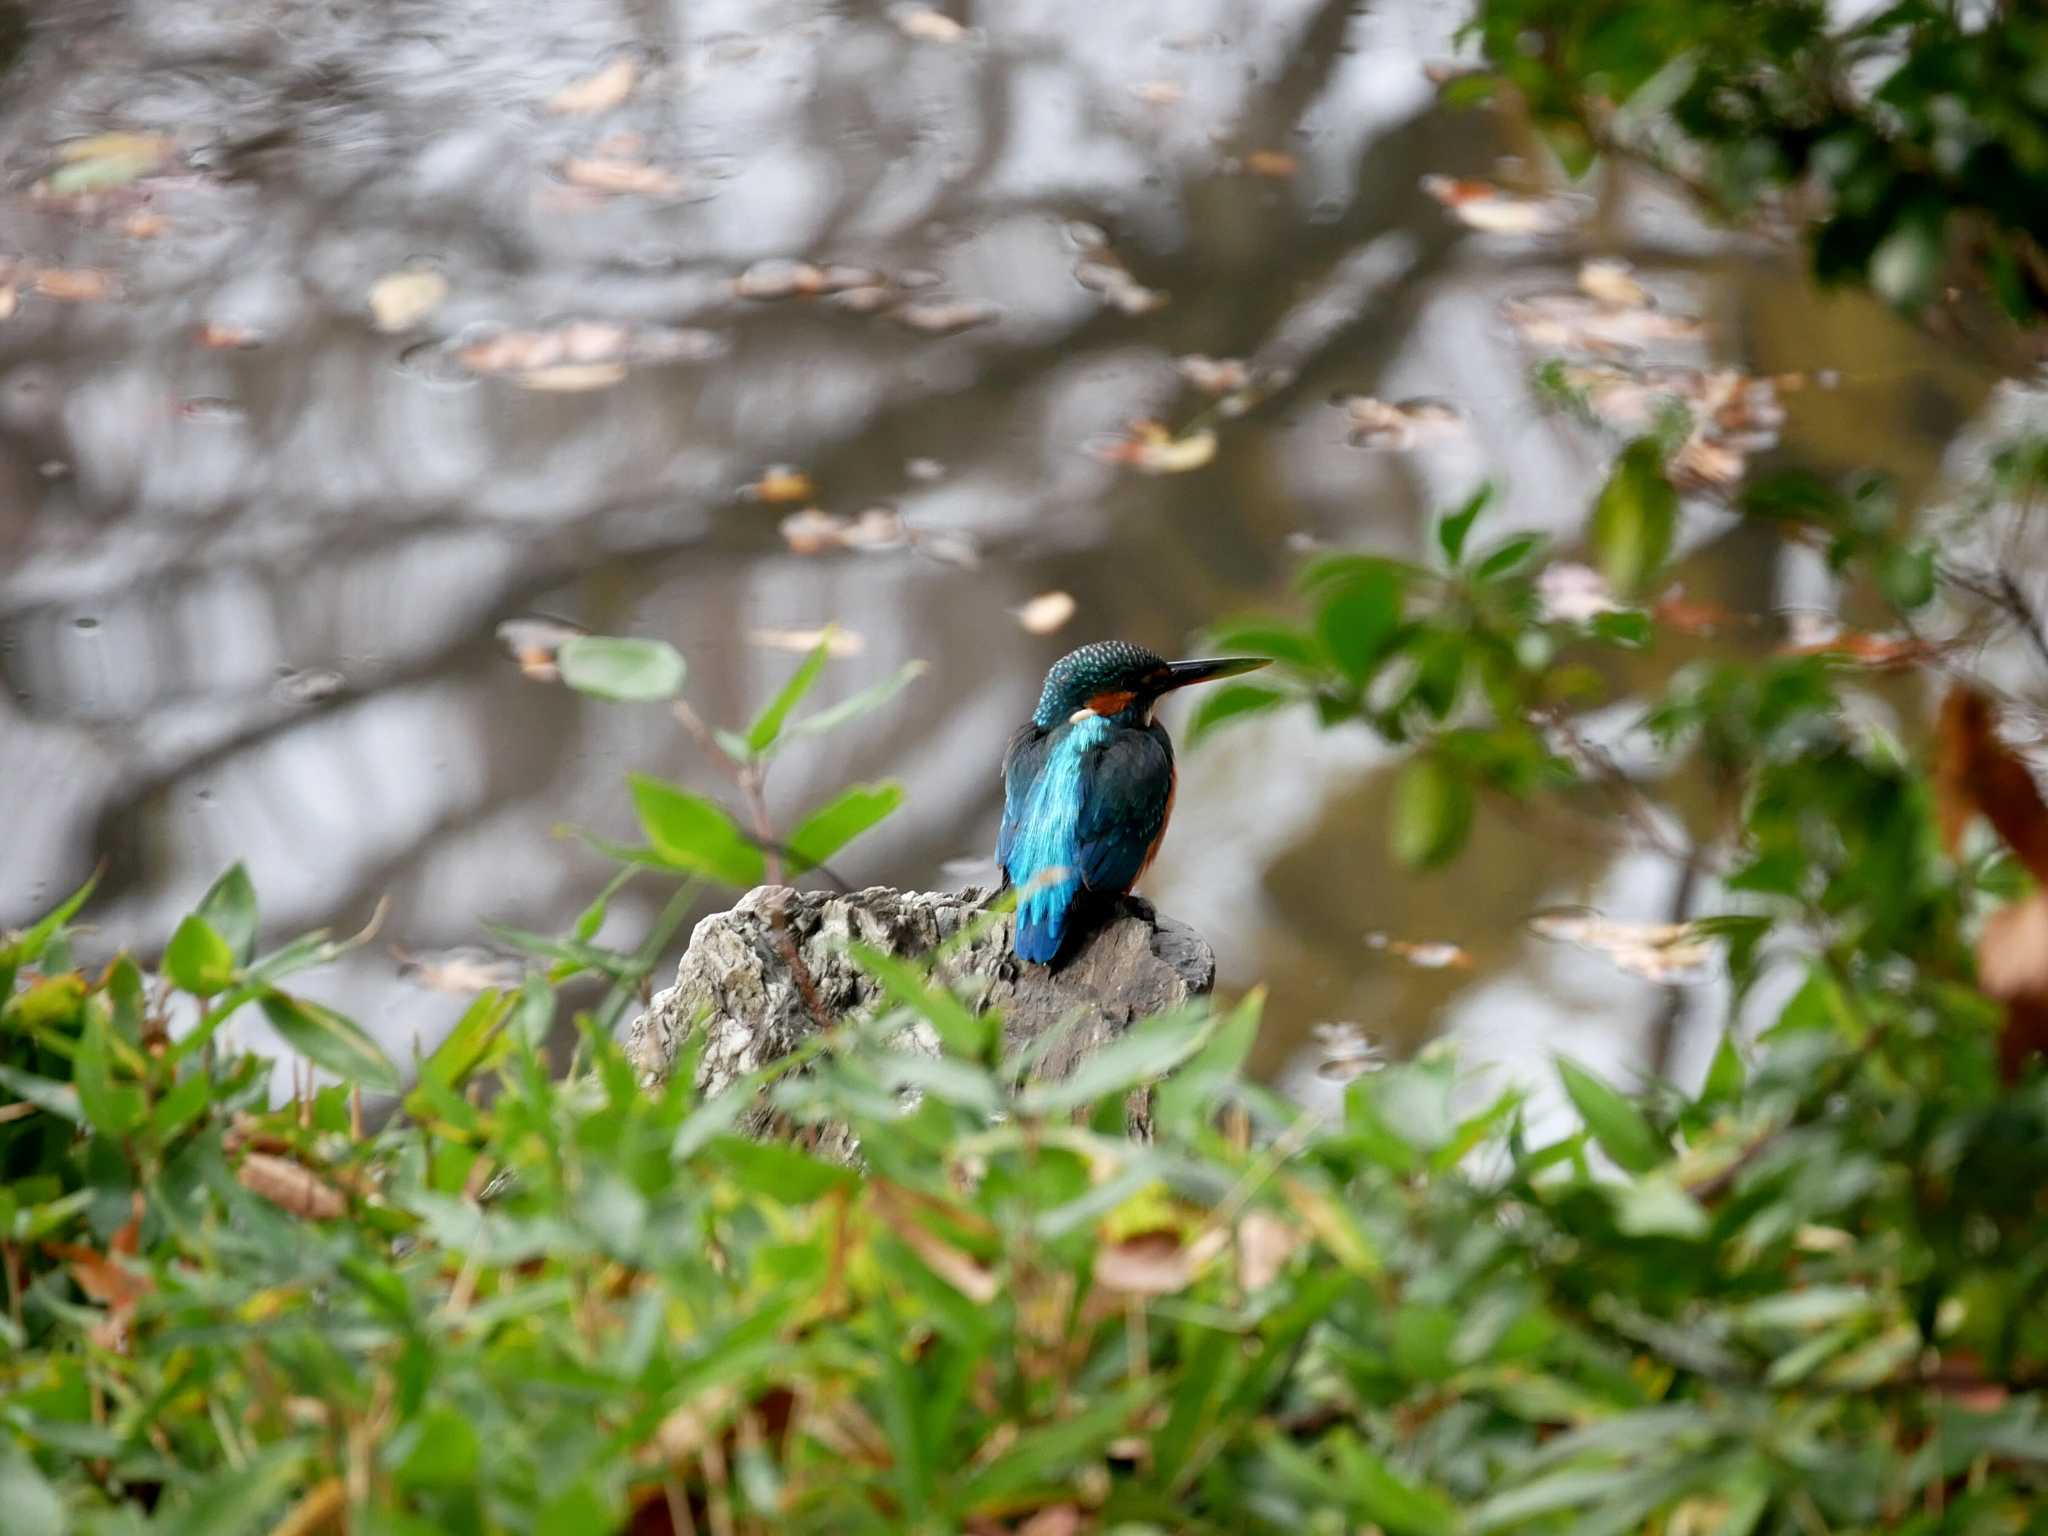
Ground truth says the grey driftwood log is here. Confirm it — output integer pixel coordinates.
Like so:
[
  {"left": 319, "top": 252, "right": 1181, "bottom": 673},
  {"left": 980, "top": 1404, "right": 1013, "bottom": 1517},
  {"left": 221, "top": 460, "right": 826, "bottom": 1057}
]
[{"left": 624, "top": 885, "right": 1213, "bottom": 1141}]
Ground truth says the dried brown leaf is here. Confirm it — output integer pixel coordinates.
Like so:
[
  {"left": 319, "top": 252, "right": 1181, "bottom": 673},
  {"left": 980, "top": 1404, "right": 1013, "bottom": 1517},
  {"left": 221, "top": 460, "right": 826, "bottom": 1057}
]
[
  {"left": 874, "top": 1191, "right": 999, "bottom": 1302},
  {"left": 1177, "top": 355, "right": 1252, "bottom": 395},
  {"left": 1529, "top": 910, "right": 1716, "bottom": 984},
  {"left": 741, "top": 465, "right": 817, "bottom": 504},
  {"left": 1338, "top": 395, "right": 1464, "bottom": 450},
  {"left": 33, "top": 268, "right": 116, "bottom": 302},
  {"left": 1094, "top": 1228, "right": 1225, "bottom": 1295},
  {"left": 1937, "top": 687, "right": 2048, "bottom": 879},
  {"left": 1093, "top": 420, "right": 1217, "bottom": 474},
  {"left": 1243, "top": 149, "right": 1299, "bottom": 179},
  {"left": 267, "top": 1478, "right": 347, "bottom": 1536},
  {"left": 547, "top": 56, "right": 638, "bottom": 117},
  {"left": 1015, "top": 591, "right": 1077, "bottom": 636},
  {"left": 1364, "top": 933, "right": 1472, "bottom": 969},
  {"left": 562, "top": 156, "right": 683, "bottom": 197},
  {"left": 1236, "top": 1210, "right": 1302, "bottom": 1292},
  {"left": 368, "top": 268, "right": 447, "bottom": 334},
  {"left": 892, "top": 5, "right": 966, "bottom": 42},
  {"left": 891, "top": 298, "right": 1001, "bottom": 334},
  {"left": 496, "top": 615, "right": 588, "bottom": 681},
  {"left": 395, "top": 945, "right": 525, "bottom": 993},
  {"left": 237, "top": 1153, "right": 347, "bottom": 1220},
  {"left": 1576, "top": 258, "right": 1651, "bottom": 308},
  {"left": 1421, "top": 175, "right": 1577, "bottom": 236}
]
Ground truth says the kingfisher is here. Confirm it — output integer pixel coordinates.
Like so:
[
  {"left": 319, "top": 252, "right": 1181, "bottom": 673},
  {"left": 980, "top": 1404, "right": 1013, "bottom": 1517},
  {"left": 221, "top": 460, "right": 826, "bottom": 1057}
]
[{"left": 998, "top": 641, "right": 1270, "bottom": 966}]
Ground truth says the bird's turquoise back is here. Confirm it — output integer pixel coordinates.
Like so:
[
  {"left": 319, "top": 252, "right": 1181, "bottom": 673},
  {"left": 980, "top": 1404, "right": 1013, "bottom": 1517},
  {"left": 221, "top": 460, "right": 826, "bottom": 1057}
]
[{"left": 1001, "top": 715, "right": 1111, "bottom": 963}]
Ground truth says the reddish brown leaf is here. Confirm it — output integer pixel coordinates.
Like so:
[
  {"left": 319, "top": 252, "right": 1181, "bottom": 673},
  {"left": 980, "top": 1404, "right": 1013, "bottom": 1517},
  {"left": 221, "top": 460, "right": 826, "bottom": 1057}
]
[
  {"left": 1936, "top": 687, "right": 2048, "bottom": 879},
  {"left": 238, "top": 1152, "right": 347, "bottom": 1220}
]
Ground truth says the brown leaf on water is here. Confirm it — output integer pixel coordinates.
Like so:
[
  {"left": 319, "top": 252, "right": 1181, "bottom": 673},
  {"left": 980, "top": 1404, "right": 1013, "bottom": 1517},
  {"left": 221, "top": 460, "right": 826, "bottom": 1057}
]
[
  {"left": 1504, "top": 292, "right": 1707, "bottom": 353},
  {"left": 0, "top": 286, "right": 16, "bottom": 321},
  {"left": 1094, "top": 1227, "right": 1226, "bottom": 1296},
  {"left": 740, "top": 465, "right": 817, "bottom": 504},
  {"left": 495, "top": 615, "right": 588, "bottom": 681},
  {"left": 891, "top": 4, "right": 966, "bottom": 42},
  {"left": 1015, "top": 591, "right": 1077, "bottom": 636},
  {"left": 1243, "top": 149, "right": 1299, "bottom": 179},
  {"left": 891, "top": 298, "right": 1001, "bottom": 334},
  {"left": 1313, "top": 1021, "right": 1384, "bottom": 1083},
  {"left": 1337, "top": 395, "right": 1465, "bottom": 450},
  {"left": 562, "top": 156, "right": 684, "bottom": 198},
  {"left": 1364, "top": 932, "right": 1472, "bottom": 969},
  {"left": 1778, "top": 614, "right": 1937, "bottom": 670},
  {"left": 514, "top": 362, "right": 628, "bottom": 392},
  {"left": 1935, "top": 686, "right": 2048, "bottom": 879},
  {"left": 1576, "top": 258, "right": 1651, "bottom": 309},
  {"left": 196, "top": 322, "right": 264, "bottom": 350},
  {"left": 1132, "top": 80, "right": 1185, "bottom": 106},
  {"left": 547, "top": 56, "right": 638, "bottom": 116},
  {"left": 453, "top": 320, "right": 721, "bottom": 390},
  {"left": 1652, "top": 588, "right": 1744, "bottom": 637},
  {"left": 368, "top": 268, "right": 448, "bottom": 334},
  {"left": 777, "top": 507, "right": 910, "bottom": 556},
  {"left": 395, "top": 945, "right": 525, "bottom": 994},
  {"left": 33, "top": 268, "right": 116, "bottom": 302},
  {"left": 1177, "top": 355, "right": 1251, "bottom": 395},
  {"left": 1421, "top": 175, "right": 1579, "bottom": 236},
  {"left": 1075, "top": 251, "right": 1167, "bottom": 316},
  {"left": 119, "top": 211, "right": 168, "bottom": 239},
  {"left": 238, "top": 1153, "right": 347, "bottom": 1220},
  {"left": 1092, "top": 420, "right": 1217, "bottom": 475},
  {"left": 1529, "top": 910, "right": 1717, "bottom": 984},
  {"left": 750, "top": 626, "right": 865, "bottom": 657}
]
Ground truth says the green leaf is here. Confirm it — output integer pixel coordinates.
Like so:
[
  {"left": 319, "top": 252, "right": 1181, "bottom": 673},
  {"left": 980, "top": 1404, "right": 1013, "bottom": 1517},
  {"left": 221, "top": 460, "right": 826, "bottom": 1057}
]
[
  {"left": 707, "top": 1135, "right": 858, "bottom": 1202},
  {"left": 1, "top": 872, "right": 97, "bottom": 972},
  {"left": 0, "top": 1440, "right": 65, "bottom": 1536},
  {"left": 556, "top": 635, "right": 687, "bottom": 702},
  {"left": 853, "top": 944, "right": 990, "bottom": 1061},
  {"left": 1152, "top": 987, "right": 1262, "bottom": 1131},
  {"left": 1317, "top": 563, "right": 1404, "bottom": 685},
  {"left": 195, "top": 862, "right": 259, "bottom": 963},
  {"left": 1699, "top": 1031, "right": 1744, "bottom": 1106},
  {"left": 745, "top": 634, "right": 833, "bottom": 754},
  {"left": 1199, "top": 620, "right": 1324, "bottom": 671},
  {"left": 1591, "top": 439, "right": 1677, "bottom": 597},
  {"left": 1870, "top": 207, "right": 1945, "bottom": 311},
  {"left": 1331, "top": 1433, "right": 1459, "bottom": 1536},
  {"left": 1557, "top": 1058, "right": 1665, "bottom": 1174},
  {"left": 390, "top": 1405, "right": 481, "bottom": 1488},
  {"left": 164, "top": 914, "right": 238, "bottom": 997},
  {"left": 75, "top": 1002, "right": 144, "bottom": 1136},
  {"left": 1612, "top": 1171, "right": 1710, "bottom": 1238},
  {"left": 162, "top": 1441, "right": 306, "bottom": 1536},
  {"left": 1474, "top": 532, "right": 1546, "bottom": 581},
  {"left": 1878, "top": 541, "right": 1936, "bottom": 611},
  {"left": 786, "top": 781, "right": 902, "bottom": 871},
  {"left": 785, "top": 659, "right": 927, "bottom": 742},
  {"left": 629, "top": 775, "right": 765, "bottom": 887},
  {"left": 512, "top": 971, "right": 554, "bottom": 1048},
  {"left": 1185, "top": 681, "right": 1287, "bottom": 747},
  {"left": 1018, "top": 1006, "right": 1215, "bottom": 1115},
  {"left": 1437, "top": 485, "right": 1491, "bottom": 565},
  {"left": 0, "top": 1065, "right": 84, "bottom": 1124},
  {"left": 260, "top": 991, "right": 402, "bottom": 1092},
  {"left": 1390, "top": 754, "right": 1472, "bottom": 870}
]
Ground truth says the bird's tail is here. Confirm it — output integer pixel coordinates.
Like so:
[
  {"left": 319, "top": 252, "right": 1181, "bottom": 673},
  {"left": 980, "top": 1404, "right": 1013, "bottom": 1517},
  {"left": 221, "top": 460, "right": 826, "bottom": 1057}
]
[{"left": 1013, "top": 877, "right": 1076, "bottom": 965}]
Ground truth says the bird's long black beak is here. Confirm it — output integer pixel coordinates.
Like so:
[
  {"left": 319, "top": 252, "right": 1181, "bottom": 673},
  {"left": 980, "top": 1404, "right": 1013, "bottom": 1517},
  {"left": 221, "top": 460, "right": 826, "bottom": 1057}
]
[{"left": 1152, "top": 656, "right": 1272, "bottom": 693}]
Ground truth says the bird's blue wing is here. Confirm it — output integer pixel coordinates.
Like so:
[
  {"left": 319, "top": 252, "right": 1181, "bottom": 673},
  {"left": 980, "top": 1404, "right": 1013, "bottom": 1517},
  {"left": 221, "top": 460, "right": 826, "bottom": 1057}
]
[{"left": 1073, "top": 728, "right": 1174, "bottom": 895}]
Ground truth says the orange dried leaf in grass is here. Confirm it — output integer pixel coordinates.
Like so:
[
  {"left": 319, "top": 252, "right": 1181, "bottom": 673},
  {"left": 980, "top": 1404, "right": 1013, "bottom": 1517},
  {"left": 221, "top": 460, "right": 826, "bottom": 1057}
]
[
  {"left": 237, "top": 1152, "right": 347, "bottom": 1220},
  {"left": 872, "top": 1189, "right": 998, "bottom": 1303},
  {"left": 1094, "top": 1227, "right": 1226, "bottom": 1295}
]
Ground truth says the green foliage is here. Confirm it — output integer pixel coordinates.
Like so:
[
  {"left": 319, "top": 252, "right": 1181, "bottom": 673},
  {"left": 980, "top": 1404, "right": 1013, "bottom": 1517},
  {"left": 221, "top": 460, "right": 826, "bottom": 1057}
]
[
  {"left": 1460, "top": 0, "right": 2048, "bottom": 321},
  {"left": 556, "top": 636, "right": 687, "bottom": 702},
  {"left": 3, "top": 870, "right": 2045, "bottom": 1534}
]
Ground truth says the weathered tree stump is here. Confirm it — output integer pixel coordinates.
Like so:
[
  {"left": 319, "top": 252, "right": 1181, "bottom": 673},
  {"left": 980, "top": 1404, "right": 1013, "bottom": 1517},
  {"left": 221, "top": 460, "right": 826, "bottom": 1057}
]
[{"left": 625, "top": 885, "right": 1213, "bottom": 1145}]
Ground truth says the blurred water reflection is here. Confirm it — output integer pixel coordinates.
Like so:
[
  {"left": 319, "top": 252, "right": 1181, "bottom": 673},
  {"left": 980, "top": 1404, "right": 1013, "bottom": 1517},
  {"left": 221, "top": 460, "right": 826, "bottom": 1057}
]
[{"left": 0, "top": 0, "right": 1984, "bottom": 1099}]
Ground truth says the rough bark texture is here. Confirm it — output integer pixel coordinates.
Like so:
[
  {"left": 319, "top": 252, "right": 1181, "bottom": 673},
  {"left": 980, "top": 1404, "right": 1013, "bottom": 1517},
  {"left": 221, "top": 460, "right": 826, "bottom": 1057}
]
[{"left": 625, "top": 885, "right": 1213, "bottom": 1149}]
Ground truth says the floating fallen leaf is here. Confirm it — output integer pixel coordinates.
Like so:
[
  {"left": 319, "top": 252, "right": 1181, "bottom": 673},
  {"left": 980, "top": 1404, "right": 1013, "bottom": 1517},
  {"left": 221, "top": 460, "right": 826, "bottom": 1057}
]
[
  {"left": 395, "top": 945, "right": 525, "bottom": 993},
  {"left": 905, "top": 456, "right": 946, "bottom": 482},
  {"left": 1312, "top": 1021, "right": 1383, "bottom": 1083},
  {"left": 1132, "top": 80, "right": 1185, "bottom": 106},
  {"left": 496, "top": 615, "right": 589, "bottom": 681},
  {"left": 733, "top": 258, "right": 882, "bottom": 300},
  {"left": 368, "top": 267, "right": 448, "bottom": 333},
  {"left": 195, "top": 322, "right": 263, "bottom": 349},
  {"left": 1243, "top": 149, "right": 1300, "bottom": 179},
  {"left": 1652, "top": 588, "right": 1743, "bottom": 636},
  {"left": 740, "top": 465, "right": 817, "bottom": 504},
  {"left": 1093, "top": 420, "right": 1217, "bottom": 475},
  {"left": 274, "top": 667, "right": 345, "bottom": 703},
  {"left": 561, "top": 155, "right": 684, "bottom": 197},
  {"left": 891, "top": 4, "right": 966, "bottom": 42},
  {"left": 118, "top": 211, "right": 168, "bottom": 239},
  {"left": 1778, "top": 613, "right": 1934, "bottom": 669},
  {"left": 891, "top": 298, "right": 1001, "bottom": 334},
  {"left": 39, "top": 132, "right": 174, "bottom": 197},
  {"left": 237, "top": 1152, "right": 347, "bottom": 1220},
  {"left": 777, "top": 507, "right": 910, "bottom": 556},
  {"left": 1529, "top": 910, "right": 1716, "bottom": 984},
  {"left": 1094, "top": 1228, "right": 1226, "bottom": 1295},
  {"left": 1937, "top": 686, "right": 2048, "bottom": 1080},
  {"left": 1075, "top": 253, "right": 1167, "bottom": 315},
  {"left": 1237, "top": 1210, "right": 1302, "bottom": 1291},
  {"left": 547, "top": 56, "right": 638, "bottom": 116},
  {"left": 1548, "top": 363, "right": 1786, "bottom": 491},
  {"left": 449, "top": 320, "right": 721, "bottom": 387},
  {"left": 1504, "top": 292, "right": 1706, "bottom": 353},
  {"left": 0, "top": 286, "right": 16, "bottom": 321},
  {"left": 1337, "top": 395, "right": 1465, "bottom": 450},
  {"left": 513, "top": 362, "right": 628, "bottom": 392},
  {"left": 749, "top": 626, "right": 865, "bottom": 657},
  {"left": 1364, "top": 932, "right": 1472, "bottom": 969},
  {"left": 33, "top": 268, "right": 116, "bottom": 302},
  {"left": 1015, "top": 591, "right": 1077, "bottom": 636},
  {"left": 177, "top": 397, "right": 245, "bottom": 424},
  {"left": 1421, "top": 174, "right": 1578, "bottom": 236},
  {"left": 1578, "top": 258, "right": 1652, "bottom": 309},
  {"left": 1177, "top": 355, "right": 1251, "bottom": 395}
]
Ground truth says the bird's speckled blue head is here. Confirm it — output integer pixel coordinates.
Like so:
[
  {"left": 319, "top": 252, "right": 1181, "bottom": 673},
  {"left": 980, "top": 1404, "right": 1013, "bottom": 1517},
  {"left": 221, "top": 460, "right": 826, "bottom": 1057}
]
[{"left": 1031, "top": 641, "right": 1169, "bottom": 728}]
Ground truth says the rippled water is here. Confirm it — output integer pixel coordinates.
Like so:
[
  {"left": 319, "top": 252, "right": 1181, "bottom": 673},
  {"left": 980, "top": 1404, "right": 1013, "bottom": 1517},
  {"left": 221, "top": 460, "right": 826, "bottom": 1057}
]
[{"left": 0, "top": 0, "right": 1985, "bottom": 1100}]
